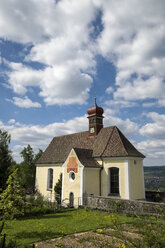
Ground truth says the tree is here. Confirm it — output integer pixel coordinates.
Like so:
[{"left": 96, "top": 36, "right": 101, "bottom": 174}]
[
  {"left": 0, "top": 169, "right": 25, "bottom": 247},
  {"left": 34, "top": 149, "right": 43, "bottom": 163},
  {"left": 20, "top": 144, "right": 34, "bottom": 166},
  {"left": 20, "top": 145, "right": 43, "bottom": 190},
  {"left": 0, "top": 130, "right": 13, "bottom": 190},
  {"left": 0, "top": 169, "right": 25, "bottom": 220},
  {"left": 54, "top": 173, "right": 62, "bottom": 204}
]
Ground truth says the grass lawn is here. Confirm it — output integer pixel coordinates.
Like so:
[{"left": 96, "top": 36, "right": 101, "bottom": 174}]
[{"left": 2, "top": 208, "right": 133, "bottom": 246}]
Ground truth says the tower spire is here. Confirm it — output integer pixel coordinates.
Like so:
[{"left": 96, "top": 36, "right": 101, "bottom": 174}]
[{"left": 87, "top": 94, "right": 104, "bottom": 136}]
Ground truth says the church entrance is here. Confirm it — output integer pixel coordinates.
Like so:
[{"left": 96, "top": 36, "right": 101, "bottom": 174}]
[
  {"left": 109, "top": 167, "right": 119, "bottom": 195},
  {"left": 69, "top": 192, "right": 74, "bottom": 207}
]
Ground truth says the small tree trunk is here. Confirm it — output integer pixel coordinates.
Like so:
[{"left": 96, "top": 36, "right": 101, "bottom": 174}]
[
  {"left": 0, "top": 221, "right": 4, "bottom": 234},
  {"left": 1, "top": 233, "right": 6, "bottom": 248}
]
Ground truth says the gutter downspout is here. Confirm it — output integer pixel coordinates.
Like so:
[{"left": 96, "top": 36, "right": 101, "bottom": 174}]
[{"left": 99, "top": 157, "right": 103, "bottom": 196}]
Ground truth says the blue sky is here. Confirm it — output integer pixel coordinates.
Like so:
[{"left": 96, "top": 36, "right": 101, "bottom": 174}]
[{"left": 0, "top": 0, "right": 165, "bottom": 166}]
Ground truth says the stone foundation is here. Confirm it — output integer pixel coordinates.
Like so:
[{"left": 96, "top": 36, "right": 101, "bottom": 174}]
[{"left": 83, "top": 195, "right": 165, "bottom": 215}]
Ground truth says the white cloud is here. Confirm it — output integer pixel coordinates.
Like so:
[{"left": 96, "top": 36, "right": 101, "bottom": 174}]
[
  {"left": 7, "top": 62, "right": 93, "bottom": 105},
  {"left": 8, "top": 119, "right": 16, "bottom": 124},
  {"left": 0, "top": 111, "right": 139, "bottom": 162},
  {"left": 114, "top": 76, "right": 165, "bottom": 101},
  {"left": 97, "top": 0, "right": 165, "bottom": 102},
  {"left": 7, "top": 62, "right": 42, "bottom": 94},
  {"left": 105, "top": 86, "right": 114, "bottom": 94},
  {"left": 140, "top": 112, "right": 165, "bottom": 139},
  {"left": 3, "top": 0, "right": 165, "bottom": 106},
  {"left": 142, "top": 102, "right": 156, "bottom": 108},
  {"left": 11, "top": 96, "right": 41, "bottom": 108},
  {"left": 1, "top": 0, "right": 98, "bottom": 106},
  {"left": 105, "top": 99, "right": 137, "bottom": 109},
  {"left": 0, "top": 0, "right": 56, "bottom": 43},
  {"left": 137, "top": 139, "right": 165, "bottom": 166},
  {"left": 137, "top": 112, "right": 165, "bottom": 165},
  {"left": 104, "top": 108, "right": 139, "bottom": 137},
  {"left": 6, "top": 116, "right": 88, "bottom": 146},
  {"left": 39, "top": 65, "right": 92, "bottom": 105},
  {"left": 158, "top": 98, "right": 165, "bottom": 107}
]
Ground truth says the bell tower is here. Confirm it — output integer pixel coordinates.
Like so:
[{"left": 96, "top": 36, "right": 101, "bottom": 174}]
[{"left": 87, "top": 94, "right": 104, "bottom": 136}]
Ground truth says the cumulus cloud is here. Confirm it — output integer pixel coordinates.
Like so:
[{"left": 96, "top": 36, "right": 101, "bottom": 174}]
[
  {"left": 114, "top": 76, "right": 165, "bottom": 101},
  {"left": 137, "top": 139, "right": 165, "bottom": 166},
  {"left": 104, "top": 108, "right": 139, "bottom": 137},
  {"left": 8, "top": 119, "right": 16, "bottom": 125},
  {"left": 7, "top": 62, "right": 42, "bottom": 94},
  {"left": 140, "top": 112, "right": 165, "bottom": 139},
  {"left": 0, "top": 0, "right": 56, "bottom": 43},
  {"left": 39, "top": 65, "right": 92, "bottom": 105},
  {"left": 1, "top": 0, "right": 98, "bottom": 106},
  {"left": 3, "top": 113, "right": 138, "bottom": 146},
  {"left": 10, "top": 96, "right": 41, "bottom": 108},
  {"left": 105, "top": 99, "right": 137, "bottom": 109},
  {"left": 105, "top": 86, "right": 114, "bottom": 94},
  {"left": 7, "top": 62, "right": 93, "bottom": 105},
  {"left": 136, "top": 112, "right": 165, "bottom": 165},
  {"left": 158, "top": 98, "right": 165, "bottom": 107},
  {"left": 0, "top": 0, "right": 164, "bottom": 166},
  {"left": 0, "top": 111, "right": 139, "bottom": 162},
  {"left": 97, "top": 0, "right": 165, "bottom": 103},
  {"left": 2, "top": 0, "right": 165, "bottom": 106}
]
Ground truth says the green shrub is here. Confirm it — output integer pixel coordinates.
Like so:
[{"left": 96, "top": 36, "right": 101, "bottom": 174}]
[{"left": 24, "top": 205, "right": 55, "bottom": 217}]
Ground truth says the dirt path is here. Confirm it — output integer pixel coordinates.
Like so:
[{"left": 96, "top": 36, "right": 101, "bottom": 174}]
[{"left": 36, "top": 227, "right": 142, "bottom": 248}]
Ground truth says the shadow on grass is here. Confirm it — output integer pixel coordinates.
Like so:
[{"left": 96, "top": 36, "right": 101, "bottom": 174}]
[
  {"left": 16, "top": 213, "right": 72, "bottom": 222},
  {"left": 15, "top": 230, "right": 67, "bottom": 242},
  {"left": 17, "top": 208, "right": 77, "bottom": 221}
]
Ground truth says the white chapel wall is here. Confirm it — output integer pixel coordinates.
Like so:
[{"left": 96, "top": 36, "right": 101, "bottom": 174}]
[
  {"left": 101, "top": 158, "right": 126, "bottom": 198},
  {"left": 84, "top": 168, "right": 100, "bottom": 196},
  {"left": 62, "top": 150, "right": 83, "bottom": 207},
  {"left": 36, "top": 164, "right": 62, "bottom": 200},
  {"left": 129, "top": 159, "right": 145, "bottom": 200}
]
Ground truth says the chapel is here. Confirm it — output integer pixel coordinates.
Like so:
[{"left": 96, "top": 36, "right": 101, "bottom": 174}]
[{"left": 36, "top": 97, "right": 145, "bottom": 207}]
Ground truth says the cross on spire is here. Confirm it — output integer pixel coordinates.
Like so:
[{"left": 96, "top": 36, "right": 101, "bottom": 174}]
[{"left": 94, "top": 92, "right": 96, "bottom": 105}]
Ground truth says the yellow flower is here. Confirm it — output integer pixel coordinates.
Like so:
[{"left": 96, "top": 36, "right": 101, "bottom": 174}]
[
  {"left": 97, "top": 229, "right": 103, "bottom": 234},
  {"left": 118, "top": 244, "right": 126, "bottom": 248},
  {"left": 35, "top": 244, "right": 38, "bottom": 247},
  {"left": 55, "top": 242, "right": 63, "bottom": 247}
]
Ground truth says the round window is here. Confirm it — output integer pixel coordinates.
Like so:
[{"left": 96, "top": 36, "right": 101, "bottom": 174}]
[{"left": 69, "top": 171, "right": 75, "bottom": 182}]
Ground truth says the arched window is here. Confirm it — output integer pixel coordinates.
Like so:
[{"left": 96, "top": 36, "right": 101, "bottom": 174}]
[
  {"left": 47, "top": 168, "right": 53, "bottom": 190},
  {"left": 109, "top": 167, "right": 119, "bottom": 195},
  {"left": 69, "top": 192, "right": 74, "bottom": 207}
]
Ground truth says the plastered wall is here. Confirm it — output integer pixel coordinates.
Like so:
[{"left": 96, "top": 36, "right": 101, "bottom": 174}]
[
  {"left": 62, "top": 150, "right": 83, "bottom": 207},
  {"left": 36, "top": 164, "right": 62, "bottom": 200},
  {"left": 84, "top": 168, "right": 100, "bottom": 195},
  {"left": 129, "top": 159, "right": 145, "bottom": 200},
  {"left": 100, "top": 158, "right": 145, "bottom": 200},
  {"left": 101, "top": 159, "right": 126, "bottom": 198}
]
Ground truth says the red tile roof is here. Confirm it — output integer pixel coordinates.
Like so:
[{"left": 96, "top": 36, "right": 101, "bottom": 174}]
[{"left": 36, "top": 126, "right": 145, "bottom": 166}]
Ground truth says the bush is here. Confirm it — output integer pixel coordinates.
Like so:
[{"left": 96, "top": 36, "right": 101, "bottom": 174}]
[
  {"left": 24, "top": 193, "right": 57, "bottom": 217},
  {"left": 27, "top": 206, "right": 55, "bottom": 216}
]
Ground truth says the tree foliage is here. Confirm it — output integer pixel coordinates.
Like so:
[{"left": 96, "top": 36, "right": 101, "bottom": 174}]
[
  {"left": 34, "top": 149, "right": 43, "bottom": 164},
  {"left": 20, "top": 145, "right": 43, "bottom": 190},
  {"left": 0, "top": 169, "right": 25, "bottom": 220},
  {"left": 0, "top": 169, "right": 25, "bottom": 248},
  {"left": 0, "top": 130, "right": 13, "bottom": 190},
  {"left": 54, "top": 173, "right": 62, "bottom": 204}
]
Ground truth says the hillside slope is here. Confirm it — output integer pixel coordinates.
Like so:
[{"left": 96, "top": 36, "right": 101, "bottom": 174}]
[{"left": 144, "top": 165, "right": 165, "bottom": 191}]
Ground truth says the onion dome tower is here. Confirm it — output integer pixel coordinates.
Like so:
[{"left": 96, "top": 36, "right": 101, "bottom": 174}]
[{"left": 87, "top": 94, "right": 104, "bottom": 136}]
